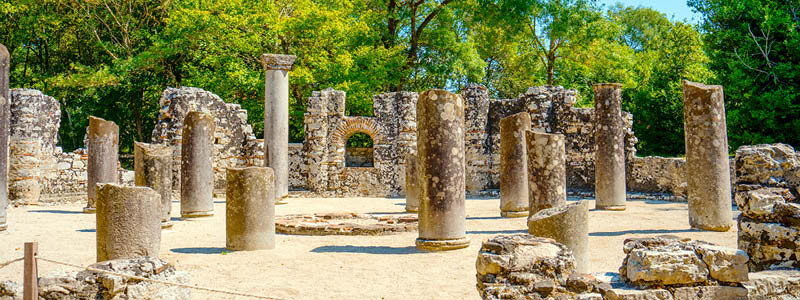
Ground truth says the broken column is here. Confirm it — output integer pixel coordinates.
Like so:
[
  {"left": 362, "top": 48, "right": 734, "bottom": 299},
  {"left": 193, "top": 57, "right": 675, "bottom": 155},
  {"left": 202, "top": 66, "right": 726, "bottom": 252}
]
[
  {"left": 134, "top": 142, "right": 173, "bottom": 229},
  {"left": 0, "top": 44, "right": 8, "bottom": 231},
  {"left": 226, "top": 167, "right": 275, "bottom": 251},
  {"left": 85, "top": 116, "right": 119, "bottom": 213},
  {"left": 526, "top": 131, "right": 566, "bottom": 214},
  {"left": 500, "top": 112, "right": 531, "bottom": 218},
  {"left": 96, "top": 184, "right": 161, "bottom": 262},
  {"left": 594, "top": 83, "right": 626, "bottom": 210},
  {"left": 528, "top": 200, "right": 590, "bottom": 273},
  {"left": 8, "top": 138, "right": 41, "bottom": 204},
  {"left": 405, "top": 153, "right": 420, "bottom": 212},
  {"left": 682, "top": 80, "right": 733, "bottom": 232},
  {"left": 415, "top": 89, "right": 469, "bottom": 251},
  {"left": 262, "top": 54, "right": 297, "bottom": 202},
  {"left": 180, "top": 111, "right": 215, "bottom": 218}
]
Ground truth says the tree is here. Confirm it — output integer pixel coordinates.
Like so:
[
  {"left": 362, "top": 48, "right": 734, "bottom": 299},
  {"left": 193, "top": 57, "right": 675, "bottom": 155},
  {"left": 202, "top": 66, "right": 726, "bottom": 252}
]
[{"left": 689, "top": 0, "right": 800, "bottom": 150}]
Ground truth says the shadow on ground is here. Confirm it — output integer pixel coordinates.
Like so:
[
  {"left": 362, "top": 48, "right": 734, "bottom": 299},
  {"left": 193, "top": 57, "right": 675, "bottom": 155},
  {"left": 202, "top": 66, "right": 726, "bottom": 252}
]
[
  {"left": 311, "top": 245, "right": 422, "bottom": 255},
  {"left": 171, "top": 247, "right": 228, "bottom": 254},
  {"left": 29, "top": 209, "right": 85, "bottom": 214},
  {"left": 467, "top": 216, "right": 505, "bottom": 220},
  {"left": 76, "top": 229, "right": 95, "bottom": 233},
  {"left": 590, "top": 229, "right": 696, "bottom": 237}
]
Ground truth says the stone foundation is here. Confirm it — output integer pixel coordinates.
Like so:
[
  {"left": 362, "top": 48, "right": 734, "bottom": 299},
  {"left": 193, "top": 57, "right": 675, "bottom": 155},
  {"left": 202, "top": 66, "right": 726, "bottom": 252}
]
[{"left": 275, "top": 213, "right": 417, "bottom": 235}]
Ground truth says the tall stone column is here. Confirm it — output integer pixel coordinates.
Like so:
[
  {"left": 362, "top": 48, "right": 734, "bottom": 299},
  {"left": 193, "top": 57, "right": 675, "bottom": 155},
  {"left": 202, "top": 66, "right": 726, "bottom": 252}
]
[
  {"left": 416, "top": 89, "right": 469, "bottom": 251},
  {"left": 683, "top": 80, "right": 733, "bottom": 231},
  {"left": 528, "top": 201, "right": 590, "bottom": 273},
  {"left": 135, "top": 142, "right": 173, "bottom": 228},
  {"left": 226, "top": 167, "right": 275, "bottom": 251},
  {"left": 526, "top": 131, "right": 566, "bottom": 214},
  {"left": 0, "top": 44, "right": 9, "bottom": 231},
  {"left": 593, "top": 83, "right": 626, "bottom": 210},
  {"left": 500, "top": 112, "right": 531, "bottom": 218},
  {"left": 96, "top": 184, "right": 161, "bottom": 262},
  {"left": 405, "top": 153, "right": 420, "bottom": 213},
  {"left": 181, "top": 111, "right": 215, "bottom": 218},
  {"left": 85, "top": 116, "right": 119, "bottom": 213},
  {"left": 262, "top": 54, "right": 296, "bottom": 202}
]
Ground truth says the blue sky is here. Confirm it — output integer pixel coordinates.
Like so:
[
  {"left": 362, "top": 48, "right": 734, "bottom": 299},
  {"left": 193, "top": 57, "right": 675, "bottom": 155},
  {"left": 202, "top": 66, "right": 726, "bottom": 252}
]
[{"left": 597, "top": 0, "right": 703, "bottom": 24}]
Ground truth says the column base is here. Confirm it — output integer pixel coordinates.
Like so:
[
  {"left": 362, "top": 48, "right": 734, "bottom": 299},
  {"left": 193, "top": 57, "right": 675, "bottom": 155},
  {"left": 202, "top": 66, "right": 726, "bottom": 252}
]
[
  {"left": 501, "top": 210, "right": 528, "bottom": 218},
  {"left": 405, "top": 207, "right": 418, "bottom": 213},
  {"left": 161, "top": 221, "right": 174, "bottom": 229},
  {"left": 0, "top": 222, "right": 7, "bottom": 231},
  {"left": 690, "top": 222, "right": 732, "bottom": 232},
  {"left": 415, "top": 237, "right": 470, "bottom": 251},
  {"left": 595, "top": 205, "right": 626, "bottom": 211},
  {"left": 83, "top": 207, "right": 96, "bottom": 214},
  {"left": 181, "top": 211, "right": 214, "bottom": 219}
]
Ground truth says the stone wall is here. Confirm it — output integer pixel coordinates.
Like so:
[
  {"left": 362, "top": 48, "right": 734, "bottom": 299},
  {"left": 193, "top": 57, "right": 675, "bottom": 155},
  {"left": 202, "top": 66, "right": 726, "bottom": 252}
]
[
  {"left": 734, "top": 143, "right": 800, "bottom": 271},
  {"left": 345, "top": 147, "right": 374, "bottom": 167},
  {"left": 151, "top": 87, "right": 261, "bottom": 190}
]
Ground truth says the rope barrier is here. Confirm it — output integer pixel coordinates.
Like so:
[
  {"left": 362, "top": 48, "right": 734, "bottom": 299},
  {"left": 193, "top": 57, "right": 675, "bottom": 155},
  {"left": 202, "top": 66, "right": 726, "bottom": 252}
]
[
  {"left": 0, "top": 257, "right": 24, "bottom": 270},
  {"left": 36, "top": 256, "right": 288, "bottom": 300}
]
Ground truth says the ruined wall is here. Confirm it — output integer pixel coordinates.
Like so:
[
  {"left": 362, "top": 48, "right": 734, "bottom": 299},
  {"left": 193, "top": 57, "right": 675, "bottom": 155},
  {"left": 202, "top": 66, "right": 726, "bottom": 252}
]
[
  {"left": 151, "top": 87, "right": 260, "bottom": 190},
  {"left": 345, "top": 147, "right": 374, "bottom": 167}
]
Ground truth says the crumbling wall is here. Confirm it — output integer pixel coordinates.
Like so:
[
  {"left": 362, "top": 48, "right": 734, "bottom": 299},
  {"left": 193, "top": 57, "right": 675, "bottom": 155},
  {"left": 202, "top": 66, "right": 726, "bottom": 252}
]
[
  {"left": 151, "top": 87, "right": 259, "bottom": 190},
  {"left": 9, "top": 89, "right": 60, "bottom": 190}
]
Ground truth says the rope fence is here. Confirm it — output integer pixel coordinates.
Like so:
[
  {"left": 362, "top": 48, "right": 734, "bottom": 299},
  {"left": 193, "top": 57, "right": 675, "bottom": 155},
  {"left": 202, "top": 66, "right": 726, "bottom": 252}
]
[{"left": 8, "top": 243, "right": 288, "bottom": 300}]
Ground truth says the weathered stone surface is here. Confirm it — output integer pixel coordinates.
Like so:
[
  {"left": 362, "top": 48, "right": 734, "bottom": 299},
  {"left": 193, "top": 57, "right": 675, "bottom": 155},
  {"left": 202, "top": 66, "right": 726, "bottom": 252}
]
[
  {"left": 416, "top": 89, "right": 468, "bottom": 251},
  {"left": 528, "top": 201, "right": 589, "bottom": 273},
  {"left": 263, "top": 54, "right": 295, "bottom": 200},
  {"left": 180, "top": 111, "right": 215, "bottom": 218},
  {"left": 682, "top": 80, "right": 733, "bottom": 231},
  {"left": 738, "top": 216, "right": 799, "bottom": 271},
  {"left": 96, "top": 184, "right": 161, "bottom": 262},
  {"left": 735, "top": 187, "right": 793, "bottom": 222},
  {"left": 620, "top": 236, "right": 750, "bottom": 288},
  {"left": 500, "top": 112, "right": 530, "bottom": 217},
  {"left": 275, "top": 212, "right": 417, "bottom": 236},
  {"left": 735, "top": 143, "right": 800, "bottom": 186},
  {"left": 627, "top": 156, "right": 687, "bottom": 199},
  {"left": 0, "top": 280, "right": 20, "bottom": 300},
  {"left": 671, "top": 286, "right": 747, "bottom": 300},
  {"left": 405, "top": 153, "right": 420, "bottom": 212},
  {"left": 742, "top": 269, "right": 800, "bottom": 299},
  {"left": 603, "top": 288, "right": 673, "bottom": 300},
  {"left": 86, "top": 116, "right": 119, "bottom": 213},
  {"left": 134, "top": 142, "right": 173, "bottom": 227},
  {"left": 594, "top": 83, "right": 626, "bottom": 210},
  {"left": 475, "top": 234, "right": 576, "bottom": 300},
  {"left": 226, "top": 167, "right": 275, "bottom": 250},
  {"left": 526, "top": 131, "right": 566, "bottom": 214},
  {"left": 0, "top": 44, "right": 9, "bottom": 231},
  {"left": 35, "top": 257, "right": 190, "bottom": 300},
  {"left": 463, "top": 85, "right": 491, "bottom": 194},
  {"left": 8, "top": 138, "right": 41, "bottom": 204}
]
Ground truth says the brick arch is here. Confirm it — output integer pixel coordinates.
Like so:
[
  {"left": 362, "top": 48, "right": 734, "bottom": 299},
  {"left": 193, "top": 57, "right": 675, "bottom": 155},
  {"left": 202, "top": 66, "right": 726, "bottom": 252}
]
[{"left": 331, "top": 116, "right": 385, "bottom": 147}]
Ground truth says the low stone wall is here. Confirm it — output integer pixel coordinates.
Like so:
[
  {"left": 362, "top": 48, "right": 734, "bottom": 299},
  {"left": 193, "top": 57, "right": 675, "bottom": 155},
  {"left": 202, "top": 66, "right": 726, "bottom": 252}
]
[
  {"left": 476, "top": 234, "right": 800, "bottom": 300},
  {"left": 627, "top": 156, "right": 687, "bottom": 198},
  {"left": 345, "top": 147, "right": 374, "bottom": 167},
  {"left": 734, "top": 143, "right": 800, "bottom": 271}
]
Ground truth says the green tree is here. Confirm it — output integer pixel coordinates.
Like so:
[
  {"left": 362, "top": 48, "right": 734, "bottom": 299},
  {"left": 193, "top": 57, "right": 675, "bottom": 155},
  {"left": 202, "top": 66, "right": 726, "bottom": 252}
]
[{"left": 689, "top": 0, "right": 800, "bottom": 150}]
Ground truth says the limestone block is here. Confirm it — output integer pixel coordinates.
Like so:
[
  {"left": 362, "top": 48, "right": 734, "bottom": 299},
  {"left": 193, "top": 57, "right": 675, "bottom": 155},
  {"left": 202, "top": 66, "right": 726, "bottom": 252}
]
[
  {"left": 742, "top": 269, "right": 800, "bottom": 299},
  {"left": 735, "top": 187, "right": 793, "bottom": 222},
  {"left": 738, "top": 217, "right": 800, "bottom": 271},
  {"left": 694, "top": 243, "right": 749, "bottom": 283},
  {"left": 625, "top": 249, "right": 708, "bottom": 285},
  {"left": 735, "top": 143, "right": 799, "bottom": 185},
  {"left": 602, "top": 288, "right": 673, "bottom": 300},
  {"left": 671, "top": 286, "right": 747, "bottom": 300}
]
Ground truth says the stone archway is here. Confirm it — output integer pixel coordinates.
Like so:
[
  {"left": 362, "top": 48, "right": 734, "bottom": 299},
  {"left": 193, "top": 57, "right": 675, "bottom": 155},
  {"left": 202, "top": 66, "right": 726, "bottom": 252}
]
[{"left": 330, "top": 117, "right": 385, "bottom": 147}]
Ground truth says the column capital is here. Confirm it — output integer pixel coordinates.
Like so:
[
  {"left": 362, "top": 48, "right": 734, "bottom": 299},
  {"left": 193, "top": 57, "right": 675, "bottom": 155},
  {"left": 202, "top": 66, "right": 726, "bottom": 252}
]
[{"left": 261, "top": 54, "right": 297, "bottom": 71}]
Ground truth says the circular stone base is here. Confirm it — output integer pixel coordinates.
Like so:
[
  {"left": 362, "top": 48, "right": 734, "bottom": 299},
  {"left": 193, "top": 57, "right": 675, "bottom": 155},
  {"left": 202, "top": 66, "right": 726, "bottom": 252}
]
[
  {"left": 501, "top": 211, "right": 528, "bottom": 218},
  {"left": 83, "top": 207, "right": 96, "bottom": 214},
  {"left": 405, "top": 207, "right": 418, "bottom": 213},
  {"left": 161, "top": 221, "right": 174, "bottom": 229},
  {"left": 415, "top": 237, "right": 470, "bottom": 251},
  {"left": 595, "top": 205, "right": 626, "bottom": 211},
  {"left": 276, "top": 213, "right": 418, "bottom": 236},
  {"left": 181, "top": 211, "right": 214, "bottom": 219}
]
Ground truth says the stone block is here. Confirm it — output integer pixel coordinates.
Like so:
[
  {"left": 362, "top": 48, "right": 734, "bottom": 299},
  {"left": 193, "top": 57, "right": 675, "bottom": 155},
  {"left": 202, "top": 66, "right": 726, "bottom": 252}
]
[
  {"left": 694, "top": 243, "right": 749, "bottom": 283},
  {"left": 625, "top": 249, "right": 708, "bottom": 285},
  {"left": 671, "top": 286, "right": 747, "bottom": 300},
  {"left": 602, "top": 287, "right": 673, "bottom": 300}
]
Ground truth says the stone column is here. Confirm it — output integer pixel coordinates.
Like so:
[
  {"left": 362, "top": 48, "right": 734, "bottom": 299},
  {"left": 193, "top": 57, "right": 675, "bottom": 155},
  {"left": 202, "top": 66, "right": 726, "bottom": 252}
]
[
  {"left": 527, "top": 201, "right": 589, "bottom": 273},
  {"left": 500, "top": 112, "right": 531, "bottom": 218},
  {"left": 226, "top": 167, "right": 275, "bottom": 251},
  {"left": 96, "top": 184, "right": 161, "bottom": 262},
  {"left": 683, "top": 80, "right": 733, "bottom": 231},
  {"left": 526, "top": 131, "right": 566, "bottom": 214},
  {"left": 8, "top": 138, "right": 41, "bottom": 204},
  {"left": 594, "top": 83, "right": 626, "bottom": 211},
  {"left": 416, "top": 89, "right": 469, "bottom": 251},
  {"left": 181, "top": 111, "right": 215, "bottom": 218},
  {"left": 0, "top": 44, "right": 9, "bottom": 231},
  {"left": 405, "top": 153, "right": 420, "bottom": 213},
  {"left": 135, "top": 142, "right": 173, "bottom": 228},
  {"left": 85, "top": 116, "right": 119, "bottom": 213},
  {"left": 262, "top": 54, "right": 297, "bottom": 202}
]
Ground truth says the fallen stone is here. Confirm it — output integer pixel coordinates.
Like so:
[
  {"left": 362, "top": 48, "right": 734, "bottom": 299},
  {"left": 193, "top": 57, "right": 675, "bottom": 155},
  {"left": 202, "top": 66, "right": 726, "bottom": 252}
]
[
  {"left": 734, "top": 187, "right": 793, "bottom": 222},
  {"left": 738, "top": 216, "right": 800, "bottom": 271},
  {"left": 742, "top": 269, "right": 800, "bottom": 299},
  {"left": 625, "top": 248, "right": 708, "bottom": 286},
  {"left": 693, "top": 243, "right": 749, "bottom": 283},
  {"left": 671, "top": 286, "right": 748, "bottom": 300},
  {"left": 0, "top": 281, "right": 21, "bottom": 300},
  {"left": 734, "top": 144, "right": 799, "bottom": 185}
]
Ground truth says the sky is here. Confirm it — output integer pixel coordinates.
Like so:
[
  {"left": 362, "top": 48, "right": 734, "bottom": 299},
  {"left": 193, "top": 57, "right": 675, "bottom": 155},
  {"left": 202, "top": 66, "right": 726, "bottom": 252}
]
[{"left": 597, "top": 0, "right": 703, "bottom": 24}]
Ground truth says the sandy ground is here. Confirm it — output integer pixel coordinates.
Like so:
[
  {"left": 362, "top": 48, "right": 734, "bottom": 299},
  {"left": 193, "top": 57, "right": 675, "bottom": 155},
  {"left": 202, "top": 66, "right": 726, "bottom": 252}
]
[{"left": 0, "top": 195, "right": 738, "bottom": 300}]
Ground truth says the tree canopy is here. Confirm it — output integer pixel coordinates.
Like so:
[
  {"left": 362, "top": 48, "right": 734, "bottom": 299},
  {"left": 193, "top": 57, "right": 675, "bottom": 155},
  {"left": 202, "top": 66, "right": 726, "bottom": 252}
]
[{"left": 1, "top": 0, "right": 796, "bottom": 155}]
